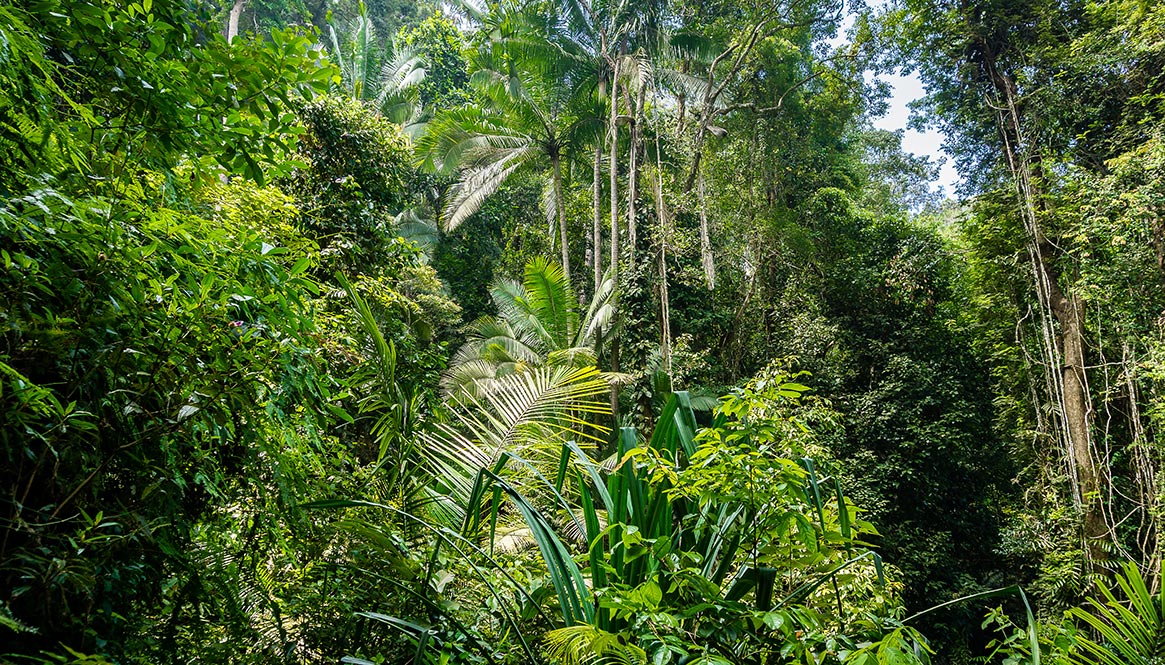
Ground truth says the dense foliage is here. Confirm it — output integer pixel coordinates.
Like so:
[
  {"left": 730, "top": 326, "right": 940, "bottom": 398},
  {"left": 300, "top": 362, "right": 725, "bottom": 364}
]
[{"left": 3, "top": 0, "right": 1165, "bottom": 662}]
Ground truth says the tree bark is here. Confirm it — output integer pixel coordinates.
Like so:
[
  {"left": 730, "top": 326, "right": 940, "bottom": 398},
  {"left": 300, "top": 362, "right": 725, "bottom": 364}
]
[
  {"left": 654, "top": 155, "right": 673, "bottom": 391},
  {"left": 593, "top": 142, "right": 603, "bottom": 296},
  {"left": 697, "top": 166, "right": 715, "bottom": 290},
  {"left": 1048, "top": 254, "right": 1106, "bottom": 561},
  {"left": 607, "top": 58, "right": 621, "bottom": 426},
  {"left": 553, "top": 156, "right": 571, "bottom": 284},
  {"left": 608, "top": 60, "right": 620, "bottom": 286},
  {"left": 628, "top": 118, "right": 637, "bottom": 254},
  {"left": 226, "top": 0, "right": 246, "bottom": 44},
  {"left": 627, "top": 80, "right": 646, "bottom": 255},
  {"left": 983, "top": 45, "right": 1108, "bottom": 565}
]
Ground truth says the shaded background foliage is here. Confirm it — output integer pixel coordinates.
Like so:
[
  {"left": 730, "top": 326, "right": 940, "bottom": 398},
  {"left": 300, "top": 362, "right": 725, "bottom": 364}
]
[{"left": 6, "top": 0, "right": 1165, "bottom": 662}]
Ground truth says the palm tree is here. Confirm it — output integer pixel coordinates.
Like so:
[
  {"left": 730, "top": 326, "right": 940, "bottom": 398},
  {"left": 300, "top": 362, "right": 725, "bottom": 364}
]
[
  {"left": 418, "top": 12, "right": 585, "bottom": 281},
  {"left": 443, "top": 257, "right": 616, "bottom": 396},
  {"left": 525, "top": 0, "right": 620, "bottom": 296},
  {"left": 325, "top": 1, "right": 429, "bottom": 134},
  {"left": 422, "top": 0, "right": 665, "bottom": 288},
  {"left": 341, "top": 268, "right": 612, "bottom": 526}
]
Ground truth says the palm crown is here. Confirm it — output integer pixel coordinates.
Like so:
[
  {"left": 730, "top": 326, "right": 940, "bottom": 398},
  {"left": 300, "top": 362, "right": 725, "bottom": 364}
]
[{"left": 443, "top": 257, "right": 616, "bottom": 396}]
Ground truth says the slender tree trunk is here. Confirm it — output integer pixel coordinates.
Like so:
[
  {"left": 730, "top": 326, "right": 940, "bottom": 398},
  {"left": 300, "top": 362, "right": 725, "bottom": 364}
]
[
  {"left": 607, "top": 59, "right": 621, "bottom": 426},
  {"left": 593, "top": 143, "right": 603, "bottom": 296},
  {"left": 1055, "top": 279, "right": 1107, "bottom": 560},
  {"left": 654, "top": 156, "right": 673, "bottom": 391},
  {"left": 628, "top": 127, "right": 638, "bottom": 254},
  {"left": 608, "top": 60, "right": 620, "bottom": 286},
  {"left": 697, "top": 166, "right": 715, "bottom": 290},
  {"left": 553, "top": 156, "right": 571, "bottom": 284},
  {"left": 627, "top": 81, "right": 646, "bottom": 254},
  {"left": 682, "top": 20, "right": 769, "bottom": 192},
  {"left": 727, "top": 258, "right": 757, "bottom": 376},
  {"left": 226, "top": 0, "right": 246, "bottom": 43},
  {"left": 686, "top": 117, "right": 709, "bottom": 193},
  {"left": 984, "top": 47, "right": 1108, "bottom": 565}
]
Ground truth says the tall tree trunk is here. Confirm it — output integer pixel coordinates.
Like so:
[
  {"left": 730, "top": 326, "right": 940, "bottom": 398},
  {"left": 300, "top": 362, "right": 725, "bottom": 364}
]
[
  {"left": 607, "top": 59, "right": 621, "bottom": 426},
  {"left": 608, "top": 60, "right": 620, "bottom": 286},
  {"left": 627, "top": 81, "right": 646, "bottom": 255},
  {"left": 627, "top": 127, "right": 637, "bottom": 255},
  {"left": 654, "top": 149, "right": 672, "bottom": 391},
  {"left": 984, "top": 47, "right": 1108, "bottom": 565},
  {"left": 1054, "top": 273, "right": 1107, "bottom": 561},
  {"left": 553, "top": 156, "right": 571, "bottom": 284},
  {"left": 697, "top": 166, "right": 715, "bottom": 290},
  {"left": 226, "top": 0, "right": 246, "bottom": 44},
  {"left": 686, "top": 118, "right": 709, "bottom": 193},
  {"left": 593, "top": 143, "right": 603, "bottom": 296}
]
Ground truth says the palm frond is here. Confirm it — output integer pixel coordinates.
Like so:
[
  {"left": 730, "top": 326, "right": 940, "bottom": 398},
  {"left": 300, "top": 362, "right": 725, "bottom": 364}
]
[
  {"left": 541, "top": 173, "right": 558, "bottom": 237},
  {"left": 376, "top": 42, "right": 426, "bottom": 99},
  {"left": 420, "top": 365, "right": 611, "bottom": 532},
  {"left": 668, "top": 31, "right": 722, "bottom": 64},
  {"left": 555, "top": 0, "right": 597, "bottom": 49},
  {"left": 325, "top": 2, "right": 381, "bottom": 102},
  {"left": 447, "top": 0, "right": 488, "bottom": 23},
  {"left": 351, "top": 6, "right": 376, "bottom": 100},
  {"left": 654, "top": 66, "right": 711, "bottom": 102},
  {"left": 453, "top": 318, "right": 545, "bottom": 366},
  {"left": 493, "top": 519, "right": 537, "bottom": 554},
  {"left": 491, "top": 276, "right": 557, "bottom": 352},
  {"left": 442, "top": 358, "right": 510, "bottom": 398},
  {"left": 579, "top": 268, "right": 617, "bottom": 346},
  {"left": 544, "top": 624, "right": 647, "bottom": 665},
  {"left": 431, "top": 365, "right": 612, "bottom": 460},
  {"left": 623, "top": 49, "right": 654, "bottom": 92},
  {"left": 443, "top": 145, "right": 540, "bottom": 230},
  {"left": 417, "top": 107, "right": 520, "bottom": 173},
  {"left": 523, "top": 256, "right": 579, "bottom": 350},
  {"left": 1069, "top": 562, "right": 1165, "bottom": 665},
  {"left": 545, "top": 347, "right": 599, "bottom": 368},
  {"left": 393, "top": 207, "right": 439, "bottom": 259},
  {"left": 339, "top": 273, "right": 396, "bottom": 400}
]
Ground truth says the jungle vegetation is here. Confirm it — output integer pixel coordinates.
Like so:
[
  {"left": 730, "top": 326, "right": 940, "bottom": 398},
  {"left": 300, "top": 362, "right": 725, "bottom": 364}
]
[{"left": 2, "top": 0, "right": 1165, "bottom": 662}]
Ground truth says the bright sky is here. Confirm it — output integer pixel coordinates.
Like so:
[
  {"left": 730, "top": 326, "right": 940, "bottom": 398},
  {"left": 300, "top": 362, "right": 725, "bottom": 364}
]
[
  {"left": 871, "top": 70, "right": 961, "bottom": 198},
  {"left": 823, "top": 0, "right": 961, "bottom": 199},
  {"left": 825, "top": 3, "right": 959, "bottom": 200}
]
